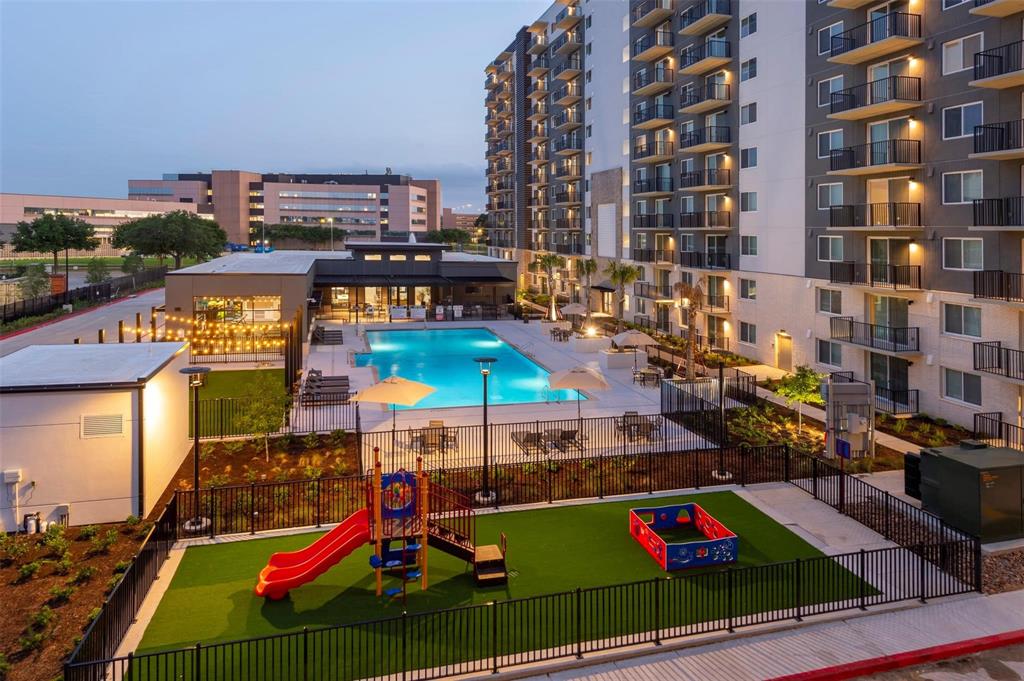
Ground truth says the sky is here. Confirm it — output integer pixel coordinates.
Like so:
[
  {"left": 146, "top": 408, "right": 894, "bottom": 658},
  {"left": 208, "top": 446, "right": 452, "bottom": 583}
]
[{"left": 0, "top": 0, "right": 551, "bottom": 213}]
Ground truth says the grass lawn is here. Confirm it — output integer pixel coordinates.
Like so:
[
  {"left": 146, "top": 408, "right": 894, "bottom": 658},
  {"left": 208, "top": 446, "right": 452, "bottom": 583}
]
[
  {"left": 139, "top": 492, "right": 868, "bottom": 674},
  {"left": 200, "top": 369, "right": 284, "bottom": 400}
]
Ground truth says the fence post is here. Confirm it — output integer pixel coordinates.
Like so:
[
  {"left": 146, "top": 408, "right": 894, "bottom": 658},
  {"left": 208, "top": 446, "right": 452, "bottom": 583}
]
[
  {"left": 727, "top": 567, "right": 734, "bottom": 632},
  {"left": 547, "top": 458, "right": 553, "bottom": 504},
  {"left": 783, "top": 443, "right": 791, "bottom": 482},
  {"left": 884, "top": 492, "right": 891, "bottom": 540},
  {"left": 315, "top": 478, "right": 322, "bottom": 528},
  {"left": 919, "top": 543, "right": 927, "bottom": 603},
  {"left": 653, "top": 578, "right": 662, "bottom": 646},
  {"left": 491, "top": 600, "right": 499, "bottom": 674},
  {"left": 598, "top": 449, "right": 604, "bottom": 499},
  {"left": 209, "top": 490, "right": 215, "bottom": 539},
  {"left": 401, "top": 611, "right": 408, "bottom": 681},
  {"left": 303, "top": 627, "right": 310, "bottom": 681},
  {"left": 812, "top": 458, "right": 819, "bottom": 499},
  {"left": 575, "top": 587, "right": 583, "bottom": 659},
  {"left": 98, "top": 328, "right": 105, "bottom": 343},
  {"left": 794, "top": 558, "right": 802, "bottom": 621},
  {"left": 118, "top": 320, "right": 125, "bottom": 343},
  {"left": 250, "top": 483, "right": 255, "bottom": 535},
  {"left": 647, "top": 448, "right": 653, "bottom": 495},
  {"left": 135, "top": 312, "right": 142, "bottom": 342},
  {"left": 974, "top": 538, "right": 983, "bottom": 593},
  {"left": 858, "top": 549, "right": 867, "bottom": 610},
  {"left": 740, "top": 443, "right": 748, "bottom": 486},
  {"left": 193, "top": 642, "right": 201, "bottom": 681}
]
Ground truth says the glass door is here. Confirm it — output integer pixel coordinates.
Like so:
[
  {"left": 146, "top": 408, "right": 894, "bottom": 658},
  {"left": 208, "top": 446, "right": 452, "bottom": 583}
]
[
  {"left": 868, "top": 58, "right": 907, "bottom": 103},
  {"left": 867, "top": 117, "right": 908, "bottom": 165},
  {"left": 868, "top": 1, "right": 907, "bottom": 43}
]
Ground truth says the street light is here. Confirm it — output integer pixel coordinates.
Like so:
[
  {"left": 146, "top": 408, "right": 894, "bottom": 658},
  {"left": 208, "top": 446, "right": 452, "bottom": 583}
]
[
  {"left": 473, "top": 356, "right": 498, "bottom": 504},
  {"left": 180, "top": 366, "right": 211, "bottom": 533}
]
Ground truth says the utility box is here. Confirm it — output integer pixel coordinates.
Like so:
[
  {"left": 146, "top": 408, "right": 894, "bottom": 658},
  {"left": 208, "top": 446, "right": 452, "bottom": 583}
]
[{"left": 920, "top": 443, "right": 1024, "bottom": 543}]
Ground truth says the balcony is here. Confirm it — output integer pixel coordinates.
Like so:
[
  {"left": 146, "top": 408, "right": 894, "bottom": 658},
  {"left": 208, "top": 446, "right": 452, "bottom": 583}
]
[
  {"left": 974, "top": 270, "right": 1024, "bottom": 303},
  {"left": 553, "top": 82, "right": 582, "bottom": 106},
  {"left": 553, "top": 57, "right": 582, "bottom": 81},
  {"left": 828, "top": 262, "right": 922, "bottom": 291},
  {"left": 632, "top": 67, "right": 675, "bottom": 96},
  {"left": 528, "top": 125, "right": 549, "bottom": 143},
  {"left": 971, "top": 41, "right": 1024, "bottom": 89},
  {"left": 830, "top": 373, "right": 919, "bottom": 417},
  {"left": 633, "top": 140, "right": 676, "bottom": 162},
  {"left": 679, "top": 251, "right": 731, "bottom": 269},
  {"left": 528, "top": 79, "right": 549, "bottom": 100},
  {"left": 828, "top": 13, "right": 922, "bottom": 65},
  {"left": 680, "top": 211, "right": 731, "bottom": 229},
  {"left": 830, "top": 317, "right": 920, "bottom": 354},
  {"left": 970, "top": 0, "right": 1024, "bottom": 17},
  {"left": 632, "top": 104, "right": 675, "bottom": 130},
  {"left": 527, "top": 56, "right": 550, "bottom": 78},
  {"left": 829, "top": 76, "right": 921, "bottom": 121},
  {"left": 552, "top": 109, "right": 582, "bottom": 131},
  {"left": 485, "top": 75, "right": 499, "bottom": 90},
  {"left": 497, "top": 123, "right": 514, "bottom": 138},
  {"left": 497, "top": 61, "right": 514, "bottom": 81},
  {"left": 554, "top": 161, "right": 581, "bottom": 179},
  {"left": 680, "top": 39, "right": 731, "bottom": 76},
  {"left": 679, "top": 126, "right": 730, "bottom": 152},
  {"left": 635, "top": 282, "right": 674, "bottom": 300},
  {"left": 974, "top": 341, "right": 1024, "bottom": 382},
  {"left": 528, "top": 149, "right": 548, "bottom": 166},
  {"left": 552, "top": 218, "right": 582, "bottom": 231},
  {"left": 971, "top": 119, "right": 1024, "bottom": 160},
  {"left": 553, "top": 241, "right": 585, "bottom": 255},
  {"left": 974, "top": 197, "right": 1024, "bottom": 229},
  {"left": 679, "top": 0, "right": 731, "bottom": 36},
  {"left": 528, "top": 172, "right": 549, "bottom": 187},
  {"left": 554, "top": 190, "right": 582, "bottom": 205},
  {"left": 828, "top": 140, "right": 922, "bottom": 176},
  {"left": 528, "top": 34, "right": 547, "bottom": 55},
  {"left": 632, "top": 249, "right": 677, "bottom": 264},
  {"left": 528, "top": 102, "right": 549, "bottom": 122},
  {"left": 631, "top": 0, "right": 674, "bottom": 28},
  {"left": 827, "top": 0, "right": 877, "bottom": 8},
  {"left": 680, "top": 82, "right": 732, "bottom": 114},
  {"left": 485, "top": 92, "right": 498, "bottom": 108},
  {"left": 828, "top": 203, "right": 921, "bottom": 229},
  {"left": 633, "top": 177, "right": 675, "bottom": 197},
  {"left": 632, "top": 30, "right": 675, "bottom": 62},
  {"left": 552, "top": 30, "right": 582, "bottom": 56},
  {"left": 633, "top": 213, "right": 675, "bottom": 229},
  {"left": 554, "top": 135, "right": 583, "bottom": 155},
  {"left": 679, "top": 168, "right": 732, "bottom": 191},
  {"left": 555, "top": 4, "right": 582, "bottom": 30},
  {"left": 495, "top": 104, "right": 512, "bottom": 120}
]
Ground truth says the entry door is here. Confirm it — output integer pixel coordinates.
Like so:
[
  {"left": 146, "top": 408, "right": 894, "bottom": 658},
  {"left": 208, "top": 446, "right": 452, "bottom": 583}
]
[{"left": 776, "top": 334, "right": 793, "bottom": 371}]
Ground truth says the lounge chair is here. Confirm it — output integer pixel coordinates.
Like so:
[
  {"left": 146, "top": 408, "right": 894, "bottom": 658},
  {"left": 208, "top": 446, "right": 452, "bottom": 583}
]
[
  {"left": 554, "top": 429, "right": 584, "bottom": 452},
  {"left": 511, "top": 431, "right": 547, "bottom": 456}
]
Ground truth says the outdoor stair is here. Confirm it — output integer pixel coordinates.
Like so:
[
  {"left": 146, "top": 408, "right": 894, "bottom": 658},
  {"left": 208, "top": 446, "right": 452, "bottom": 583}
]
[{"left": 313, "top": 326, "right": 344, "bottom": 345}]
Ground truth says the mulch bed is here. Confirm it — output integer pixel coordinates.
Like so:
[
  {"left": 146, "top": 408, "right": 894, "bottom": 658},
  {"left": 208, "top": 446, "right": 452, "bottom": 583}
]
[{"left": 983, "top": 550, "right": 1024, "bottom": 594}]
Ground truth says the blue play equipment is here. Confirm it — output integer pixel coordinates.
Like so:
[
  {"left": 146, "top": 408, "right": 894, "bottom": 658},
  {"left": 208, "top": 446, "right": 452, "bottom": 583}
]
[{"left": 629, "top": 503, "right": 738, "bottom": 571}]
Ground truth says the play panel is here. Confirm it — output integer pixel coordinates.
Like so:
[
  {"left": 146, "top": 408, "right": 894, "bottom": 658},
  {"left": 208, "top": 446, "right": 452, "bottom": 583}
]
[{"left": 629, "top": 503, "right": 738, "bottom": 570}]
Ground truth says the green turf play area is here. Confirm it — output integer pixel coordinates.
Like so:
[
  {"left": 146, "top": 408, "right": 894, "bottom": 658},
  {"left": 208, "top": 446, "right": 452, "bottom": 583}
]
[{"left": 139, "top": 491, "right": 868, "bottom": 657}]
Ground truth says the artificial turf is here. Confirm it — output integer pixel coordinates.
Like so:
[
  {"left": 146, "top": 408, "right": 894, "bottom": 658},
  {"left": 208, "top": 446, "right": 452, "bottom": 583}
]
[
  {"left": 140, "top": 491, "right": 864, "bottom": 665},
  {"left": 199, "top": 369, "right": 284, "bottom": 400}
]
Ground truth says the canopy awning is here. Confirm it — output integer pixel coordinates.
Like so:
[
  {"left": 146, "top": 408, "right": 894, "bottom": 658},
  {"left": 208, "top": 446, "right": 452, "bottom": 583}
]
[
  {"left": 314, "top": 275, "right": 515, "bottom": 287},
  {"left": 593, "top": 280, "right": 616, "bottom": 292}
]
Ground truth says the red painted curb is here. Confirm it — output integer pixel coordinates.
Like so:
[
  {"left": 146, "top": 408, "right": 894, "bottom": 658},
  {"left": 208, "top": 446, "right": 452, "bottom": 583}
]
[
  {"left": 0, "top": 288, "right": 165, "bottom": 341},
  {"left": 771, "top": 629, "right": 1024, "bottom": 681}
]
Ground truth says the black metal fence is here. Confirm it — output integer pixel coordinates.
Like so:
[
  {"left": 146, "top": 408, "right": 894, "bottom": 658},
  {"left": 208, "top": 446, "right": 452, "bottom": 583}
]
[
  {"left": 830, "top": 316, "right": 919, "bottom": 353},
  {"left": 830, "top": 75, "right": 921, "bottom": 116},
  {"left": 973, "top": 411, "right": 1024, "bottom": 452},
  {"left": 829, "top": 12, "right": 921, "bottom": 60},
  {"left": 973, "top": 340, "right": 1024, "bottom": 382},
  {"left": 193, "top": 395, "right": 360, "bottom": 439},
  {"left": 974, "top": 39, "right": 1023, "bottom": 80},
  {"left": 0, "top": 267, "right": 167, "bottom": 324},
  {"left": 974, "top": 270, "right": 1024, "bottom": 303},
  {"left": 828, "top": 262, "right": 921, "bottom": 291},
  {"left": 973, "top": 197, "right": 1024, "bottom": 228},
  {"left": 974, "top": 118, "right": 1024, "bottom": 155}
]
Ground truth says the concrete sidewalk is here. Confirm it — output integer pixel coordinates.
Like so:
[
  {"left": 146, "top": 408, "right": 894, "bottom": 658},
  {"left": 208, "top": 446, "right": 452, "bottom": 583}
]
[{"left": 522, "top": 590, "right": 1024, "bottom": 681}]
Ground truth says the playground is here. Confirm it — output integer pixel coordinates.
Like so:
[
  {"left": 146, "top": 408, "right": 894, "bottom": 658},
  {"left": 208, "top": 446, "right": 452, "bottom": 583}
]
[{"left": 138, "top": 490, "right": 869, "bottom": 658}]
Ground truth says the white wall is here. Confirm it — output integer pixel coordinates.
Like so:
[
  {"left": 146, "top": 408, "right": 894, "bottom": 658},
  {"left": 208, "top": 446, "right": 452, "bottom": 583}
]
[{"left": 141, "top": 351, "right": 191, "bottom": 517}]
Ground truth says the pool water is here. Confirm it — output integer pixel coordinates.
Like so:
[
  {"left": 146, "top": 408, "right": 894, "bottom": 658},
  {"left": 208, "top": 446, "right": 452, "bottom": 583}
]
[{"left": 354, "top": 328, "right": 583, "bottom": 409}]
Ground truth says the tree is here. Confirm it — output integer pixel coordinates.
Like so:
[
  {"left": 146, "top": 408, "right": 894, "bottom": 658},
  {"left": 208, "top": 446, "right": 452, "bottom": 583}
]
[
  {"left": 574, "top": 257, "right": 598, "bottom": 322},
  {"left": 263, "top": 223, "right": 339, "bottom": 247},
  {"left": 424, "top": 228, "right": 471, "bottom": 245},
  {"left": 528, "top": 253, "right": 567, "bottom": 321},
  {"left": 775, "top": 365, "right": 826, "bottom": 434},
  {"left": 604, "top": 262, "right": 644, "bottom": 333},
  {"left": 85, "top": 257, "right": 109, "bottom": 284},
  {"left": 235, "top": 374, "right": 292, "bottom": 461},
  {"left": 18, "top": 263, "right": 50, "bottom": 299},
  {"left": 473, "top": 213, "right": 488, "bottom": 228},
  {"left": 673, "top": 277, "right": 706, "bottom": 379},
  {"left": 112, "top": 211, "right": 226, "bottom": 269},
  {"left": 121, "top": 253, "right": 145, "bottom": 288},
  {"left": 10, "top": 214, "right": 98, "bottom": 271}
]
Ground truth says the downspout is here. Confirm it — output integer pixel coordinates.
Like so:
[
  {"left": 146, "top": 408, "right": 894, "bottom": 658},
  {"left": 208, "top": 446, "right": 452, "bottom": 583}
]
[{"left": 137, "top": 385, "right": 145, "bottom": 518}]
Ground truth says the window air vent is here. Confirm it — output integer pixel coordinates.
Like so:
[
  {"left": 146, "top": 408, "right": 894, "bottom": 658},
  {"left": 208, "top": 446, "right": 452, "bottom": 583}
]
[{"left": 81, "top": 414, "right": 125, "bottom": 439}]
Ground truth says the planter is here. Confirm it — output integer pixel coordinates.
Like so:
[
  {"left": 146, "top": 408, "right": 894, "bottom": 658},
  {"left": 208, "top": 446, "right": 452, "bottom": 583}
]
[
  {"left": 600, "top": 348, "right": 647, "bottom": 370},
  {"left": 572, "top": 335, "right": 612, "bottom": 354}
]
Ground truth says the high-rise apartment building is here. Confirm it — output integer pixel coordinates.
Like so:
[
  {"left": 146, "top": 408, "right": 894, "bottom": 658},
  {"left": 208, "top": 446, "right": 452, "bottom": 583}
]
[
  {"left": 485, "top": 0, "right": 1024, "bottom": 428},
  {"left": 129, "top": 171, "right": 442, "bottom": 245}
]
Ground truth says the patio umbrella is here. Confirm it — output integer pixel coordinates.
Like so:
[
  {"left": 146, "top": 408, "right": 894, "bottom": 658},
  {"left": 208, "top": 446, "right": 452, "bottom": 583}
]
[
  {"left": 612, "top": 330, "right": 658, "bottom": 370},
  {"left": 560, "top": 302, "right": 587, "bottom": 316},
  {"left": 548, "top": 365, "right": 609, "bottom": 424},
  {"left": 352, "top": 376, "right": 436, "bottom": 455}
]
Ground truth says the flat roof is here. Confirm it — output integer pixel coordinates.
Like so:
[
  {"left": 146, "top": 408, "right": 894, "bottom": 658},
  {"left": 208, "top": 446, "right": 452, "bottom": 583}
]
[
  {"left": 926, "top": 445, "right": 1024, "bottom": 469},
  {"left": 170, "top": 248, "right": 506, "bottom": 276},
  {"left": 0, "top": 342, "right": 187, "bottom": 392}
]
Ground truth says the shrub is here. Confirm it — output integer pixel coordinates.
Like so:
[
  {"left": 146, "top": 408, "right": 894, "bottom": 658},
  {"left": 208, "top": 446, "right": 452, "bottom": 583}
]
[
  {"left": 53, "top": 551, "right": 74, "bottom": 576},
  {"left": 105, "top": 574, "right": 123, "bottom": 594},
  {"left": 303, "top": 465, "right": 323, "bottom": 480},
  {"left": 223, "top": 440, "right": 246, "bottom": 455},
  {"left": 134, "top": 522, "right": 154, "bottom": 541},
  {"left": 17, "top": 561, "right": 42, "bottom": 582},
  {"left": 0, "top": 652, "right": 10, "bottom": 680},
  {"left": 18, "top": 631, "right": 46, "bottom": 653},
  {"left": 0, "top": 534, "right": 28, "bottom": 566},
  {"left": 278, "top": 433, "right": 297, "bottom": 452},
  {"left": 48, "top": 584, "right": 77, "bottom": 605},
  {"left": 113, "top": 560, "right": 131, "bottom": 574},
  {"left": 329, "top": 429, "right": 348, "bottom": 447},
  {"left": 243, "top": 468, "right": 261, "bottom": 483},
  {"left": 31, "top": 605, "right": 55, "bottom": 630},
  {"left": 77, "top": 525, "right": 99, "bottom": 541},
  {"left": 207, "top": 473, "right": 230, "bottom": 488},
  {"left": 86, "top": 607, "right": 102, "bottom": 624},
  {"left": 71, "top": 566, "right": 97, "bottom": 584},
  {"left": 88, "top": 529, "right": 118, "bottom": 556},
  {"left": 303, "top": 432, "right": 321, "bottom": 450},
  {"left": 124, "top": 514, "right": 141, "bottom": 530}
]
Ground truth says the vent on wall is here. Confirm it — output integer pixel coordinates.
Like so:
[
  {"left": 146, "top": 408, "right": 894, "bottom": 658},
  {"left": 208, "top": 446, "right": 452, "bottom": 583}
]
[{"left": 81, "top": 414, "right": 125, "bottom": 439}]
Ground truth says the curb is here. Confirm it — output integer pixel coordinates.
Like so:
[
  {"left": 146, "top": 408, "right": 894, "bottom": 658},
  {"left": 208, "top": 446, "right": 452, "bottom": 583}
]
[
  {"left": 770, "top": 628, "right": 1024, "bottom": 680},
  {"left": 0, "top": 287, "right": 164, "bottom": 341}
]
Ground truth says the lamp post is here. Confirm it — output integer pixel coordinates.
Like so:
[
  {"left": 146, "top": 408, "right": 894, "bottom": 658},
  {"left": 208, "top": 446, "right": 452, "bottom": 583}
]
[
  {"left": 180, "top": 366, "right": 211, "bottom": 532},
  {"left": 473, "top": 357, "right": 497, "bottom": 504}
]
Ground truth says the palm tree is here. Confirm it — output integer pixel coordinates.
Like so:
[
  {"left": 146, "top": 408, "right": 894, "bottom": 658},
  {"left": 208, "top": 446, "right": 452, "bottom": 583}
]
[
  {"left": 528, "top": 253, "right": 567, "bottom": 321},
  {"left": 574, "top": 257, "right": 598, "bottom": 322},
  {"left": 673, "top": 277, "right": 705, "bottom": 380},
  {"left": 604, "top": 262, "right": 644, "bottom": 333}
]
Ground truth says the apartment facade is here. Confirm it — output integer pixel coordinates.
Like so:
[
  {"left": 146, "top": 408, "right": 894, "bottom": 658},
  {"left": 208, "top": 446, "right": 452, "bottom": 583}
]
[{"left": 129, "top": 171, "right": 442, "bottom": 245}]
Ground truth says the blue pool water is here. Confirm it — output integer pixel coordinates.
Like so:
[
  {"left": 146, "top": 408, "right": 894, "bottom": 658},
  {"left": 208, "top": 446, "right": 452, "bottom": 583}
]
[{"left": 354, "top": 328, "right": 583, "bottom": 409}]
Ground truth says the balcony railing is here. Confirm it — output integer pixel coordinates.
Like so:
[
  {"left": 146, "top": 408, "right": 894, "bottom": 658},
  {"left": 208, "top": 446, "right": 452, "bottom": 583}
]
[
  {"left": 633, "top": 213, "right": 675, "bottom": 229},
  {"left": 633, "top": 177, "right": 675, "bottom": 194},
  {"left": 973, "top": 197, "right": 1024, "bottom": 227},
  {"left": 554, "top": 162, "right": 581, "bottom": 178},
  {"left": 552, "top": 218, "right": 582, "bottom": 231},
  {"left": 973, "top": 119, "right": 1024, "bottom": 155},
  {"left": 552, "top": 57, "right": 582, "bottom": 80},
  {"left": 553, "top": 82, "right": 582, "bottom": 103},
  {"left": 680, "top": 126, "right": 730, "bottom": 150},
  {"left": 974, "top": 40, "right": 1024, "bottom": 81},
  {"left": 633, "top": 141, "right": 675, "bottom": 160},
  {"left": 631, "top": 0, "right": 674, "bottom": 26},
  {"left": 679, "top": 251, "right": 731, "bottom": 269},
  {"left": 700, "top": 294, "right": 730, "bottom": 313},
  {"left": 829, "top": 203, "right": 921, "bottom": 228},
  {"left": 530, "top": 102, "right": 549, "bottom": 119},
  {"left": 680, "top": 82, "right": 731, "bottom": 109},
  {"left": 974, "top": 341, "right": 1024, "bottom": 382},
  {"left": 681, "top": 39, "right": 731, "bottom": 70},
  {"left": 830, "top": 317, "right": 920, "bottom": 353},
  {"left": 973, "top": 270, "right": 1024, "bottom": 303},
  {"left": 554, "top": 191, "right": 581, "bottom": 204},
  {"left": 554, "top": 135, "right": 582, "bottom": 153},
  {"left": 529, "top": 149, "right": 547, "bottom": 163},
  {"left": 635, "top": 282, "right": 674, "bottom": 299},
  {"left": 551, "top": 30, "right": 582, "bottom": 54},
  {"left": 830, "top": 373, "right": 919, "bottom": 416},
  {"left": 633, "top": 104, "right": 675, "bottom": 126},
  {"left": 829, "top": 139, "right": 921, "bottom": 173},
  {"left": 679, "top": 0, "right": 732, "bottom": 33},
  {"left": 830, "top": 75, "right": 921, "bottom": 116},
  {"left": 555, "top": 4, "right": 581, "bottom": 28},
  {"left": 679, "top": 168, "right": 731, "bottom": 189},
  {"left": 632, "top": 249, "right": 676, "bottom": 263},
  {"left": 632, "top": 67, "right": 675, "bottom": 92},
  {"left": 680, "top": 211, "right": 731, "bottom": 229},
  {"left": 553, "top": 242, "right": 584, "bottom": 255},
  {"left": 829, "top": 12, "right": 922, "bottom": 60},
  {"left": 632, "top": 31, "right": 674, "bottom": 59},
  {"left": 828, "top": 262, "right": 922, "bottom": 290}
]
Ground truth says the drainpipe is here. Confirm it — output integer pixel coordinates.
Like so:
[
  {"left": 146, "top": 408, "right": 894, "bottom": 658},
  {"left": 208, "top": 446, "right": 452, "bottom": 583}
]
[{"left": 137, "top": 385, "right": 145, "bottom": 518}]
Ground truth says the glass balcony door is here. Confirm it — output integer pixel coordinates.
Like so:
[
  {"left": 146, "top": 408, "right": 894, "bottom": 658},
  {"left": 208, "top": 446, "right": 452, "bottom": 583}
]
[
  {"left": 868, "top": 58, "right": 907, "bottom": 103},
  {"left": 868, "top": 1, "right": 908, "bottom": 44},
  {"left": 867, "top": 117, "right": 909, "bottom": 165},
  {"left": 869, "top": 237, "right": 909, "bottom": 285}
]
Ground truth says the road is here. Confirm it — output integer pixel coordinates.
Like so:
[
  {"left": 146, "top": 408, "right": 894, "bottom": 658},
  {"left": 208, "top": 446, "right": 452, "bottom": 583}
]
[
  {"left": 862, "top": 643, "right": 1024, "bottom": 680},
  {"left": 0, "top": 288, "right": 169, "bottom": 357}
]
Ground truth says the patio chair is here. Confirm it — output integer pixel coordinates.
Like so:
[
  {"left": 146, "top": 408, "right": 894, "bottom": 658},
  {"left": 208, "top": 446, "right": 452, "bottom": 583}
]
[
  {"left": 554, "top": 429, "right": 584, "bottom": 452},
  {"left": 632, "top": 420, "right": 656, "bottom": 442},
  {"left": 511, "top": 431, "right": 547, "bottom": 456},
  {"left": 420, "top": 427, "right": 444, "bottom": 454}
]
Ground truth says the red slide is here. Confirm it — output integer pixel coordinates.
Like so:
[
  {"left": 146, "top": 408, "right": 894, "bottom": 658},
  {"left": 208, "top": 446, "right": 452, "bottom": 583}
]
[{"left": 255, "top": 508, "right": 371, "bottom": 600}]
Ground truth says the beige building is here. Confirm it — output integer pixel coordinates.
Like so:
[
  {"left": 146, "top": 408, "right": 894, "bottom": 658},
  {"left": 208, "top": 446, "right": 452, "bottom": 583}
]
[{"left": 441, "top": 208, "right": 480, "bottom": 232}]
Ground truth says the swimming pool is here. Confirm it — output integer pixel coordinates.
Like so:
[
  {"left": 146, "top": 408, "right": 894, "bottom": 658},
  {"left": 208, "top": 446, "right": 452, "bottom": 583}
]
[{"left": 354, "top": 328, "right": 582, "bottom": 409}]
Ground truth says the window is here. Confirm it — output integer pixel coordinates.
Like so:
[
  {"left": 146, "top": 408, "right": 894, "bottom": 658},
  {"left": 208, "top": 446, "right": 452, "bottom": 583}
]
[
  {"left": 817, "top": 235, "right": 843, "bottom": 262},
  {"left": 741, "top": 235, "right": 758, "bottom": 255},
  {"left": 942, "top": 33, "right": 983, "bottom": 75},
  {"left": 943, "top": 368, "right": 982, "bottom": 406},
  {"left": 586, "top": 42, "right": 592, "bottom": 55},
  {"left": 740, "top": 13, "right": 756, "bottom": 37},
  {"left": 817, "top": 288, "right": 842, "bottom": 315},
  {"left": 817, "top": 75, "right": 844, "bottom": 107},
  {"left": 586, "top": 97, "right": 592, "bottom": 110},
  {"left": 586, "top": 124, "right": 592, "bottom": 138},
  {"left": 942, "top": 237, "right": 984, "bottom": 270},
  {"left": 942, "top": 102, "right": 983, "bottom": 140},
  {"left": 943, "top": 303, "right": 982, "bottom": 337},
  {"left": 740, "top": 192, "right": 757, "bottom": 212},
  {"left": 679, "top": 233, "right": 695, "bottom": 252},
  {"left": 817, "top": 183, "right": 844, "bottom": 210},
  {"left": 741, "top": 103, "right": 757, "bottom": 125},
  {"left": 741, "top": 58, "right": 757, "bottom": 81},
  {"left": 942, "top": 170, "right": 983, "bottom": 204},
  {"left": 586, "top": 14, "right": 592, "bottom": 27},
  {"left": 817, "top": 129, "right": 843, "bottom": 159},
  {"left": 739, "top": 278, "right": 756, "bottom": 300},
  {"left": 816, "top": 339, "right": 842, "bottom": 367},
  {"left": 740, "top": 147, "right": 757, "bottom": 168},
  {"left": 740, "top": 322, "right": 757, "bottom": 345},
  {"left": 817, "top": 22, "right": 843, "bottom": 56}
]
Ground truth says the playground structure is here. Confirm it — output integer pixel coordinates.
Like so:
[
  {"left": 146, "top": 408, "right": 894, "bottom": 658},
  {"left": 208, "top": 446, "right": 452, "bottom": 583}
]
[
  {"left": 629, "top": 503, "right": 737, "bottom": 571},
  {"left": 255, "top": 448, "right": 507, "bottom": 600}
]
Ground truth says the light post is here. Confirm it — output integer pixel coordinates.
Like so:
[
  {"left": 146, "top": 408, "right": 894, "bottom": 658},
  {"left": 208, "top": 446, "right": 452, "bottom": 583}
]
[
  {"left": 180, "top": 366, "right": 211, "bottom": 532},
  {"left": 473, "top": 357, "right": 497, "bottom": 504}
]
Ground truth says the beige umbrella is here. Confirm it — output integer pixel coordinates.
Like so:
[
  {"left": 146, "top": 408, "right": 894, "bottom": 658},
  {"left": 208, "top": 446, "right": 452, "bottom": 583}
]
[
  {"left": 560, "top": 302, "right": 588, "bottom": 316},
  {"left": 549, "top": 365, "right": 610, "bottom": 423},
  {"left": 352, "top": 376, "right": 436, "bottom": 452},
  {"left": 612, "top": 329, "right": 658, "bottom": 370}
]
